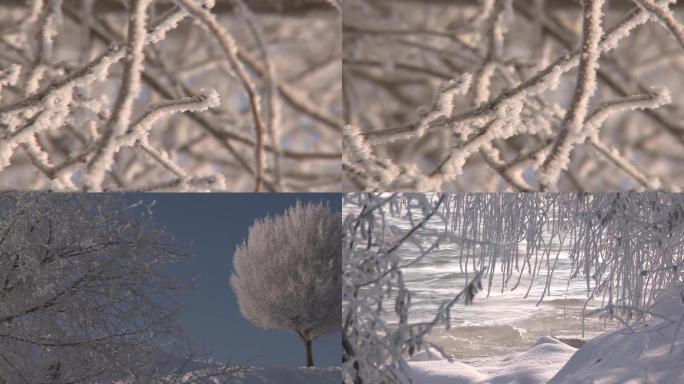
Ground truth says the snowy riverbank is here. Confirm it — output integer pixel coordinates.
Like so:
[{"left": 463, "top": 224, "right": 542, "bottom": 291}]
[
  {"left": 408, "top": 288, "right": 684, "bottom": 384},
  {"left": 407, "top": 337, "right": 576, "bottom": 384},
  {"left": 550, "top": 287, "right": 684, "bottom": 384}
]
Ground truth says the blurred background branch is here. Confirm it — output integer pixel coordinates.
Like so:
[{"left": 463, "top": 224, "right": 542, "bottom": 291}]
[{"left": 2, "top": 0, "right": 339, "bottom": 14}]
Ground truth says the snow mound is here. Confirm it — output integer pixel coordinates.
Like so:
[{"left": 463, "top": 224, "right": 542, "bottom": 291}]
[
  {"left": 550, "top": 287, "right": 684, "bottom": 384},
  {"left": 406, "top": 337, "right": 576, "bottom": 384},
  {"left": 222, "top": 366, "right": 341, "bottom": 384},
  {"left": 533, "top": 335, "right": 561, "bottom": 347},
  {"left": 650, "top": 287, "right": 684, "bottom": 319},
  {"left": 409, "top": 348, "right": 451, "bottom": 362},
  {"left": 407, "top": 359, "right": 486, "bottom": 384},
  {"left": 477, "top": 336, "right": 577, "bottom": 384},
  {"left": 108, "top": 347, "right": 340, "bottom": 383}
]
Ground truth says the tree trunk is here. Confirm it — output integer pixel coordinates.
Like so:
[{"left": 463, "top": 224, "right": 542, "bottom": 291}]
[
  {"left": 305, "top": 338, "right": 314, "bottom": 367},
  {"left": 299, "top": 330, "right": 314, "bottom": 367}
]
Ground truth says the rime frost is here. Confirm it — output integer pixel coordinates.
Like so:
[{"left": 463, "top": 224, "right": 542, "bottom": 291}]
[
  {"left": 0, "top": 0, "right": 340, "bottom": 191},
  {"left": 344, "top": 192, "right": 684, "bottom": 383},
  {"left": 230, "top": 201, "right": 341, "bottom": 367},
  {"left": 343, "top": 0, "right": 684, "bottom": 191},
  {"left": 0, "top": 194, "right": 197, "bottom": 383}
]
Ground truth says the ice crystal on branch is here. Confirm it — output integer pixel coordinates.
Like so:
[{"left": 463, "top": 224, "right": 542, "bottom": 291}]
[
  {"left": 343, "top": 0, "right": 684, "bottom": 191},
  {"left": 0, "top": 0, "right": 341, "bottom": 191},
  {"left": 343, "top": 193, "right": 485, "bottom": 384},
  {"left": 230, "top": 201, "right": 341, "bottom": 367},
  {"left": 343, "top": 192, "right": 684, "bottom": 383},
  {"left": 0, "top": 194, "right": 186, "bottom": 383}
]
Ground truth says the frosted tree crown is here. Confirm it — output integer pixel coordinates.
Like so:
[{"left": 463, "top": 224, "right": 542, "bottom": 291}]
[{"left": 231, "top": 201, "right": 341, "bottom": 339}]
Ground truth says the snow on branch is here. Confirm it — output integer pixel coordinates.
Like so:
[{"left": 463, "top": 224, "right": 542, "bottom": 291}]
[
  {"left": 175, "top": 0, "right": 267, "bottom": 191},
  {"left": 343, "top": 0, "right": 682, "bottom": 191},
  {"left": 343, "top": 192, "right": 684, "bottom": 382},
  {"left": 633, "top": 0, "right": 684, "bottom": 49},
  {"left": 231, "top": 201, "right": 341, "bottom": 368},
  {"left": 85, "top": 0, "right": 152, "bottom": 191},
  {"left": 0, "top": 0, "right": 340, "bottom": 191},
  {"left": 539, "top": 0, "right": 604, "bottom": 189},
  {"left": 343, "top": 193, "right": 484, "bottom": 383},
  {"left": 0, "top": 194, "right": 194, "bottom": 383}
]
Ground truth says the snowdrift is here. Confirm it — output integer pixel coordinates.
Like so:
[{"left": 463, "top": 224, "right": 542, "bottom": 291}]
[
  {"left": 112, "top": 365, "right": 340, "bottom": 384},
  {"left": 405, "top": 349, "right": 485, "bottom": 384},
  {"left": 549, "top": 287, "right": 684, "bottom": 384},
  {"left": 217, "top": 366, "right": 341, "bottom": 384},
  {"left": 479, "top": 336, "right": 577, "bottom": 384},
  {"left": 407, "top": 288, "right": 684, "bottom": 384},
  {"left": 406, "top": 338, "right": 576, "bottom": 384},
  {"left": 109, "top": 350, "right": 340, "bottom": 384}
]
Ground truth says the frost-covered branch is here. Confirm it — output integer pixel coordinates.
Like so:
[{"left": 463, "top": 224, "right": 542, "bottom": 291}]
[
  {"left": 633, "top": 0, "right": 684, "bottom": 48},
  {"left": 0, "top": 193, "right": 212, "bottom": 383},
  {"left": 85, "top": 0, "right": 152, "bottom": 191},
  {"left": 175, "top": 0, "right": 267, "bottom": 191},
  {"left": 343, "top": 0, "right": 684, "bottom": 191},
  {"left": 231, "top": 201, "right": 341, "bottom": 368},
  {"left": 344, "top": 192, "right": 684, "bottom": 382},
  {"left": 539, "top": 0, "right": 604, "bottom": 189},
  {"left": 0, "top": 0, "right": 340, "bottom": 191},
  {"left": 343, "top": 193, "right": 484, "bottom": 383}
]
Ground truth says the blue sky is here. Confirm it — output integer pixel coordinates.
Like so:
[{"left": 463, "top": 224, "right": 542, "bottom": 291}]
[{"left": 126, "top": 193, "right": 341, "bottom": 368}]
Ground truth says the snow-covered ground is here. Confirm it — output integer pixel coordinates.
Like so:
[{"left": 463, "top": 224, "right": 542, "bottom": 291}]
[
  {"left": 407, "top": 338, "right": 576, "bottom": 384},
  {"left": 215, "top": 366, "right": 341, "bottom": 384},
  {"left": 550, "top": 288, "right": 684, "bottom": 384},
  {"left": 407, "top": 287, "right": 684, "bottom": 384},
  {"left": 112, "top": 365, "right": 341, "bottom": 384},
  {"left": 109, "top": 350, "right": 341, "bottom": 384},
  {"left": 406, "top": 349, "right": 486, "bottom": 383},
  {"left": 481, "top": 337, "right": 577, "bottom": 384}
]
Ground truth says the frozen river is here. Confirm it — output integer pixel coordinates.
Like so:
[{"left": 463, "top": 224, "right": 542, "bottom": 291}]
[{"left": 345, "top": 201, "right": 614, "bottom": 367}]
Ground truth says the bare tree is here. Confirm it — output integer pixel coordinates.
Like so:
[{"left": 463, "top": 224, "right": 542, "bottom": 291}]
[
  {"left": 0, "top": 0, "right": 341, "bottom": 192},
  {"left": 0, "top": 193, "right": 193, "bottom": 383},
  {"left": 230, "top": 201, "right": 342, "bottom": 367}
]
